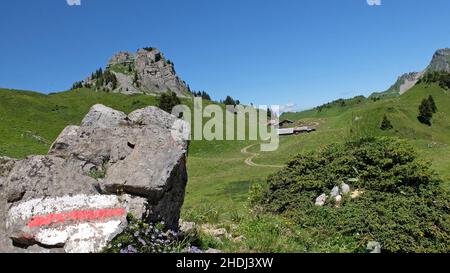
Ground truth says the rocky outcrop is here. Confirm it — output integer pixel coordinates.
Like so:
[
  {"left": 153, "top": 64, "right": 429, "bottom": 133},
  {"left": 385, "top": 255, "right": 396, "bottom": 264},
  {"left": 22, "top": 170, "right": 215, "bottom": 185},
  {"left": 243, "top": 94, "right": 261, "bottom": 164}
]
[
  {"left": 0, "top": 104, "right": 190, "bottom": 253},
  {"left": 81, "top": 48, "right": 190, "bottom": 97},
  {"left": 427, "top": 48, "right": 450, "bottom": 73}
]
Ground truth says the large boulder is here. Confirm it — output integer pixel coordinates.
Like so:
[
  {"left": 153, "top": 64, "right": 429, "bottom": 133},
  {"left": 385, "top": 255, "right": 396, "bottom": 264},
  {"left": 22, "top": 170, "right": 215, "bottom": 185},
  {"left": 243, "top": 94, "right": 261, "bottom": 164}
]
[{"left": 0, "top": 104, "right": 190, "bottom": 252}]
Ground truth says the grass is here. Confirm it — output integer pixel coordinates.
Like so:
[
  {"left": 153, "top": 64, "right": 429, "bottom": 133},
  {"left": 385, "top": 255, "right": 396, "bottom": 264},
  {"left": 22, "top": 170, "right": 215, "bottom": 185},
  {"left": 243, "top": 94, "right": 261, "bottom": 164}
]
[{"left": 108, "top": 64, "right": 134, "bottom": 75}]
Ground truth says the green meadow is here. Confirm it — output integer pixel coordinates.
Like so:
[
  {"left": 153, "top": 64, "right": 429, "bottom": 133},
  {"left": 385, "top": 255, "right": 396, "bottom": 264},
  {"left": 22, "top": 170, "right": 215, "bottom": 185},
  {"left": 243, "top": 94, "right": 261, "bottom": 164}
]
[{"left": 0, "top": 83, "right": 449, "bottom": 252}]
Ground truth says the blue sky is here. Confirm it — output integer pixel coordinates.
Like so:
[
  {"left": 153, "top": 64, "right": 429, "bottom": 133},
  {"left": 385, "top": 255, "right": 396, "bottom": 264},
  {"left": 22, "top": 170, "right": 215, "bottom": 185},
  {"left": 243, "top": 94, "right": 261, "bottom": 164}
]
[{"left": 1, "top": 0, "right": 450, "bottom": 110}]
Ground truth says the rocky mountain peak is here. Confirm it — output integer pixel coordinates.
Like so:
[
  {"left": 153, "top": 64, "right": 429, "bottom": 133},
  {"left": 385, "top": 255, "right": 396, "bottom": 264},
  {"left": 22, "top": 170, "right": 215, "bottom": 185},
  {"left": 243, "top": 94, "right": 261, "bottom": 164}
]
[
  {"left": 427, "top": 48, "right": 450, "bottom": 73},
  {"left": 80, "top": 47, "right": 189, "bottom": 97}
]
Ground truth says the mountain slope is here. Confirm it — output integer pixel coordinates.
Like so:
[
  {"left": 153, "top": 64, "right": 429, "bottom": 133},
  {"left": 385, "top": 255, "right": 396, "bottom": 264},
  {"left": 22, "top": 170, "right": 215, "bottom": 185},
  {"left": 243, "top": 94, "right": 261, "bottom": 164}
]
[{"left": 371, "top": 48, "right": 450, "bottom": 98}]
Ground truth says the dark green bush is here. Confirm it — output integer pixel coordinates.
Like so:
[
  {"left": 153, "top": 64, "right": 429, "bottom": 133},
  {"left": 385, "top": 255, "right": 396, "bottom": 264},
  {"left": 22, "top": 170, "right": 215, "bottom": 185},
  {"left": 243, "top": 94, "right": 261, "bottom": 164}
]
[
  {"left": 254, "top": 137, "right": 450, "bottom": 253},
  {"left": 159, "top": 91, "right": 181, "bottom": 114}
]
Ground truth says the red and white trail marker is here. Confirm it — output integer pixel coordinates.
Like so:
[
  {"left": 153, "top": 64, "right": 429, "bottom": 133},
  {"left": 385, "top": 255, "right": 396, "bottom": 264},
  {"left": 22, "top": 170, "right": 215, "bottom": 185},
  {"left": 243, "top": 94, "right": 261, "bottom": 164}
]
[{"left": 7, "top": 194, "right": 128, "bottom": 253}]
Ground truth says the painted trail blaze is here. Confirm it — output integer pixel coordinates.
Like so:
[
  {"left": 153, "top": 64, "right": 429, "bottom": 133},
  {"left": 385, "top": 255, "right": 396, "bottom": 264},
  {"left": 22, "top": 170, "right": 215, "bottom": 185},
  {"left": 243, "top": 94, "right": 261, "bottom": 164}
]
[{"left": 28, "top": 208, "right": 126, "bottom": 228}]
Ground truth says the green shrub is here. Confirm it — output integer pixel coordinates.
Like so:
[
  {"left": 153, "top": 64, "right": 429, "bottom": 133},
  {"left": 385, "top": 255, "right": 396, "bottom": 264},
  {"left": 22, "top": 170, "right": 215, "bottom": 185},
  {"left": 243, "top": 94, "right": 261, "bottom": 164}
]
[
  {"left": 159, "top": 91, "right": 181, "bottom": 114},
  {"left": 255, "top": 137, "right": 450, "bottom": 253}
]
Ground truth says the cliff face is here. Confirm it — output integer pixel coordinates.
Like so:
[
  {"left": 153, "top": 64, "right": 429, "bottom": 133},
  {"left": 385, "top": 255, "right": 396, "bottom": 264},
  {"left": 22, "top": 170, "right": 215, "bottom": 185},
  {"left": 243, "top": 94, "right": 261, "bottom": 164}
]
[
  {"left": 82, "top": 48, "right": 190, "bottom": 97},
  {"left": 427, "top": 48, "right": 450, "bottom": 73}
]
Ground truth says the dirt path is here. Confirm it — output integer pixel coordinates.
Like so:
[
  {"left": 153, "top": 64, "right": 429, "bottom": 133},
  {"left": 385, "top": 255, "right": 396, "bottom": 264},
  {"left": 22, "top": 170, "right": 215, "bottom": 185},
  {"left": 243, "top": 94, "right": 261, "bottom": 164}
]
[{"left": 241, "top": 144, "right": 285, "bottom": 168}]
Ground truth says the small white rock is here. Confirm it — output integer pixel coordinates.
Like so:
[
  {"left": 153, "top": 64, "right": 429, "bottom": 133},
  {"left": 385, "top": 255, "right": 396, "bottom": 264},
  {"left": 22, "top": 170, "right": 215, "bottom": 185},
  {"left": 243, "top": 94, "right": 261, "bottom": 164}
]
[
  {"left": 341, "top": 183, "right": 350, "bottom": 194},
  {"left": 330, "top": 186, "right": 340, "bottom": 197},
  {"left": 315, "top": 194, "right": 327, "bottom": 206}
]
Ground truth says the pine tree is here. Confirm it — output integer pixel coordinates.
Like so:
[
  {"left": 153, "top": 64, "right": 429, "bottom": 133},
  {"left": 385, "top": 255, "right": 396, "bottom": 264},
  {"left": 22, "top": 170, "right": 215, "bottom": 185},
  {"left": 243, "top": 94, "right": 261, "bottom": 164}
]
[
  {"left": 418, "top": 98, "right": 433, "bottom": 126},
  {"left": 159, "top": 91, "right": 181, "bottom": 113},
  {"left": 224, "top": 96, "right": 236, "bottom": 106},
  {"left": 133, "top": 72, "right": 140, "bottom": 87},
  {"left": 267, "top": 107, "right": 273, "bottom": 118},
  {"left": 380, "top": 114, "right": 393, "bottom": 130},
  {"left": 428, "top": 95, "right": 437, "bottom": 113},
  {"left": 201, "top": 91, "right": 211, "bottom": 101}
]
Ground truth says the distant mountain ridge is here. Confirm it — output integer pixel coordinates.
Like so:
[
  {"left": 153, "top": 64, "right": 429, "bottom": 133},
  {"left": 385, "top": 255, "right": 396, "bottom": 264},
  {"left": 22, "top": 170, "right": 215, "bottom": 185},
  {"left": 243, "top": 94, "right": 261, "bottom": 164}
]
[
  {"left": 77, "top": 47, "right": 190, "bottom": 97},
  {"left": 371, "top": 48, "right": 450, "bottom": 98}
]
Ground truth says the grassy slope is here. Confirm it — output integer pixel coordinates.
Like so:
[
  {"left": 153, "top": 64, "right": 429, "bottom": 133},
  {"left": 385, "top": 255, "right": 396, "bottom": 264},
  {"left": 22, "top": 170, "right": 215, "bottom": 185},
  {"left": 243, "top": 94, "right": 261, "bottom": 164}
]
[
  {"left": 0, "top": 88, "right": 160, "bottom": 157},
  {"left": 276, "top": 83, "right": 450, "bottom": 187}
]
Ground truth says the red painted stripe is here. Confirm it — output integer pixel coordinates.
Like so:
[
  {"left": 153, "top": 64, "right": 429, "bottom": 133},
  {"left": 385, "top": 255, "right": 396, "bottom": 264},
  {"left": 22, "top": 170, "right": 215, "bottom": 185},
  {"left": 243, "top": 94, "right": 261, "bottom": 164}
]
[{"left": 27, "top": 208, "right": 126, "bottom": 228}]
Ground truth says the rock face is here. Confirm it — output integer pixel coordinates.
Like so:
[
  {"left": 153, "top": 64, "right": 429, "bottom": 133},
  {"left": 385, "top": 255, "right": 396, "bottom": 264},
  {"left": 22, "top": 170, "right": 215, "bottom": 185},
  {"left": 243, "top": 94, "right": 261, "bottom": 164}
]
[
  {"left": 0, "top": 104, "right": 190, "bottom": 253},
  {"left": 427, "top": 48, "right": 450, "bottom": 73},
  {"left": 82, "top": 48, "right": 189, "bottom": 97}
]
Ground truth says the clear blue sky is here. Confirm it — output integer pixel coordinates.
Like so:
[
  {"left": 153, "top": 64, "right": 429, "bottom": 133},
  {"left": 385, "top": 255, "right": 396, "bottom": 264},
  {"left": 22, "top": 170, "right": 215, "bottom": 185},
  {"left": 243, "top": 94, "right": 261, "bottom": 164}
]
[{"left": 1, "top": 0, "right": 450, "bottom": 110}]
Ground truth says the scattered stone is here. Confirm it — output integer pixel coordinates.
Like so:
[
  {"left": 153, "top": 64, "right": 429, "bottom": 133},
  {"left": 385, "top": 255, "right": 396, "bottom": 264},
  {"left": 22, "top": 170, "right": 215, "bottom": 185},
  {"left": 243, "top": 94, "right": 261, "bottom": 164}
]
[
  {"left": 334, "top": 195, "right": 342, "bottom": 208},
  {"left": 179, "top": 220, "right": 197, "bottom": 235},
  {"left": 330, "top": 186, "right": 340, "bottom": 197},
  {"left": 341, "top": 183, "right": 350, "bottom": 194},
  {"left": 315, "top": 194, "right": 327, "bottom": 206},
  {"left": 205, "top": 248, "right": 222, "bottom": 254},
  {"left": 233, "top": 235, "right": 246, "bottom": 243},
  {"left": 201, "top": 224, "right": 228, "bottom": 238},
  {"left": 367, "top": 241, "right": 382, "bottom": 253}
]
